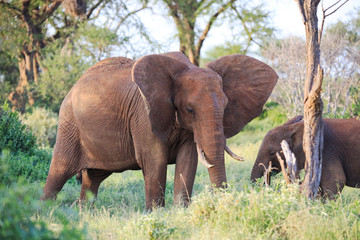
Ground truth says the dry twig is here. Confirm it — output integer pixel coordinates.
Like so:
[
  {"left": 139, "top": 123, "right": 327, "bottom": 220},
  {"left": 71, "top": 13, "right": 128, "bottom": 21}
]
[
  {"left": 276, "top": 140, "right": 299, "bottom": 184},
  {"left": 259, "top": 161, "right": 274, "bottom": 186}
]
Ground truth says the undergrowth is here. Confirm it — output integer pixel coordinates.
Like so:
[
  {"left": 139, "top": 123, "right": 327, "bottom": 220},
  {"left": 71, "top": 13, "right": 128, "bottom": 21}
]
[
  {"left": 1, "top": 103, "right": 359, "bottom": 239},
  {"left": 0, "top": 103, "right": 52, "bottom": 183}
]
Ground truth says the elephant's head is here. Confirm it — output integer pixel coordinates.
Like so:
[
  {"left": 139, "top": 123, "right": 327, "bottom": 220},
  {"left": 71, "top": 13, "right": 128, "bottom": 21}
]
[
  {"left": 132, "top": 51, "right": 278, "bottom": 188},
  {"left": 250, "top": 115, "right": 305, "bottom": 183}
]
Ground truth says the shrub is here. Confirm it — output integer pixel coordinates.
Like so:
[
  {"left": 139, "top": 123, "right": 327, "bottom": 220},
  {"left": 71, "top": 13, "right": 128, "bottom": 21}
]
[
  {"left": 21, "top": 107, "right": 58, "bottom": 148},
  {"left": 0, "top": 103, "right": 37, "bottom": 155},
  {"left": 0, "top": 103, "right": 51, "bottom": 183},
  {"left": 0, "top": 149, "right": 52, "bottom": 184},
  {"left": 0, "top": 181, "right": 85, "bottom": 239}
]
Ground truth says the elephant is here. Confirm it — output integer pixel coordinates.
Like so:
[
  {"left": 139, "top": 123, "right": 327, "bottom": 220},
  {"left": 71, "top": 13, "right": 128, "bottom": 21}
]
[
  {"left": 251, "top": 115, "right": 360, "bottom": 197},
  {"left": 41, "top": 51, "right": 278, "bottom": 210}
]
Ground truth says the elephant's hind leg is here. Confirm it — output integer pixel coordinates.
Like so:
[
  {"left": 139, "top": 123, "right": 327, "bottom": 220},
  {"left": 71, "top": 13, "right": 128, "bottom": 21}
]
[
  {"left": 79, "top": 169, "right": 112, "bottom": 201},
  {"left": 320, "top": 159, "right": 346, "bottom": 199},
  {"left": 41, "top": 120, "right": 81, "bottom": 200}
]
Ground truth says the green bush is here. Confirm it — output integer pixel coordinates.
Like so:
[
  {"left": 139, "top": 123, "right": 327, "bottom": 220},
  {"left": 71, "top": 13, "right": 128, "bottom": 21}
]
[
  {"left": 0, "top": 181, "right": 85, "bottom": 239},
  {"left": 21, "top": 108, "right": 58, "bottom": 148},
  {"left": 0, "top": 103, "right": 51, "bottom": 183},
  {"left": 0, "top": 149, "right": 52, "bottom": 184},
  {"left": 0, "top": 103, "right": 36, "bottom": 154},
  {"left": 350, "top": 86, "right": 360, "bottom": 117}
]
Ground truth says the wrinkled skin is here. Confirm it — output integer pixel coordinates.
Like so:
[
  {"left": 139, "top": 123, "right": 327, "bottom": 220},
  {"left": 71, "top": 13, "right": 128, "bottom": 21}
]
[
  {"left": 41, "top": 52, "right": 278, "bottom": 210},
  {"left": 251, "top": 116, "right": 360, "bottom": 198}
]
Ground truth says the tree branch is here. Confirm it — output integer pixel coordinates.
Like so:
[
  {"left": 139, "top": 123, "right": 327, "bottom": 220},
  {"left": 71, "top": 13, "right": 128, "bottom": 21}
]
[
  {"left": 276, "top": 153, "right": 291, "bottom": 185},
  {"left": 324, "top": 0, "right": 347, "bottom": 13},
  {"left": 280, "top": 140, "right": 299, "bottom": 181},
  {"left": 113, "top": 6, "right": 147, "bottom": 32},
  {"left": 259, "top": 161, "right": 273, "bottom": 186},
  {"left": 38, "top": 1, "right": 62, "bottom": 24},
  {"left": 195, "top": 0, "right": 235, "bottom": 56},
  {"left": 230, "top": 4, "right": 264, "bottom": 51},
  {"left": 21, "top": 0, "right": 33, "bottom": 35},
  {"left": 86, "top": 0, "right": 104, "bottom": 19},
  {"left": 325, "top": 0, "right": 349, "bottom": 17},
  {"left": 319, "top": 0, "right": 349, "bottom": 44}
]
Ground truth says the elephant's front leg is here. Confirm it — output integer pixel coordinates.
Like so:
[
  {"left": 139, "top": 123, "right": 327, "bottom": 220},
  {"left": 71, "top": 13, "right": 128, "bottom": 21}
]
[
  {"left": 173, "top": 137, "right": 198, "bottom": 206},
  {"left": 139, "top": 140, "right": 169, "bottom": 210}
]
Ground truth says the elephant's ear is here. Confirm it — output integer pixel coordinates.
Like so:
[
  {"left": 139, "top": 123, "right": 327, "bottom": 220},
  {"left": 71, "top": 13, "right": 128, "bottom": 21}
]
[
  {"left": 132, "top": 54, "right": 189, "bottom": 142},
  {"left": 284, "top": 115, "right": 303, "bottom": 125},
  {"left": 207, "top": 54, "right": 278, "bottom": 138},
  {"left": 161, "top": 51, "right": 196, "bottom": 67}
]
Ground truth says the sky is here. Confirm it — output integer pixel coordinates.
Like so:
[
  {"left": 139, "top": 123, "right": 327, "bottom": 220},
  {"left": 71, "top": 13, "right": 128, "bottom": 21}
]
[
  {"left": 268, "top": 0, "right": 359, "bottom": 37},
  {"left": 138, "top": 0, "right": 360, "bottom": 55}
]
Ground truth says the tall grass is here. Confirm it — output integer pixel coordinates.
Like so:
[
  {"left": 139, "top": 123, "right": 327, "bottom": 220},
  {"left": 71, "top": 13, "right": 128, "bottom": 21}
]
[
  {"left": 36, "top": 135, "right": 360, "bottom": 239},
  {"left": 3, "top": 104, "right": 360, "bottom": 239},
  {"left": 37, "top": 159, "right": 360, "bottom": 240}
]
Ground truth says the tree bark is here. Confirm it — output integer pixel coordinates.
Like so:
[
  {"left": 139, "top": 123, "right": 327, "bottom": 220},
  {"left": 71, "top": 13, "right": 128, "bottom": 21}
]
[
  {"left": 8, "top": 50, "right": 37, "bottom": 112},
  {"left": 295, "top": 0, "right": 324, "bottom": 199}
]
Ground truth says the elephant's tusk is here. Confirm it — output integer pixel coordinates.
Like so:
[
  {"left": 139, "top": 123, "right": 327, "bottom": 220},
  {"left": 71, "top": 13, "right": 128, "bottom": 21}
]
[
  {"left": 225, "top": 146, "right": 245, "bottom": 161},
  {"left": 196, "top": 144, "right": 214, "bottom": 168}
]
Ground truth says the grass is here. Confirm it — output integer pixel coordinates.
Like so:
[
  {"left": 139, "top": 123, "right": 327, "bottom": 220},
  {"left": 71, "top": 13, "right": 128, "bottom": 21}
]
[
  {"left": 4, "top": 107, "right": 360, "bottom": 239},
  {"left": 32, "top": 137, "right": 360, "bottom": 239}
]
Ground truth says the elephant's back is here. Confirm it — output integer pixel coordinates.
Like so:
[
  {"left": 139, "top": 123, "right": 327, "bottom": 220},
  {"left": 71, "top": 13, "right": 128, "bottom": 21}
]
[
  {"left": 70, "top": 57, "right": 137, "bottom": 117},
  {"left": 61, "top": 57, "right": 143, "bottom": 171},
  {"left": 83, "top": 57, "right": 134, "bottom": 77}
]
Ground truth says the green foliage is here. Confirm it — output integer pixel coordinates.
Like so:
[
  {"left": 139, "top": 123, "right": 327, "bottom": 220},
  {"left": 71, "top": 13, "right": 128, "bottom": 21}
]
[
  {"left": 52, "top": 171, "right": 360, "bottom": 239},
  {"left": 350, "top": 85, "right": 360, "bottom": 117},
  {"left": 0, "top": 103, "right": 84, "bottom": 238},
  {"left": 21, "top": 108, "right": 58, "bottom": 148},
  {"left": 201, "top": 2, "right": 274, "bottom": 64},
  {"left": 0, "top": 105, "right": 358, "bottom": 239},
  {"left": 35, "top": 52, "right": 90, "bottom": 112},
  {"left": 35, "top": 21, "right": 129, "bottom": 112},
  {"left": 0, "top": 181, "right": 85, "bottom": 239},
  {"left": 0, "top": 149, "right": 52, "bottom": 184},
  {"left": 0, "top": 103, "right": 51, "bottom": 183},
  {"left": 200, "top": 42, "right": 244, "bottom": 66},
  {"left": 0, "top": 4, "right": 27, "bottom": 60},
  {"left": 0, "top": 48, "right": 19, "bottom": 103},
  {"left": 0, "top": 103, "right": 36, "bottom": 154},
  {"left": 327, "top": 8, "right": 360, "bottom": 45}
]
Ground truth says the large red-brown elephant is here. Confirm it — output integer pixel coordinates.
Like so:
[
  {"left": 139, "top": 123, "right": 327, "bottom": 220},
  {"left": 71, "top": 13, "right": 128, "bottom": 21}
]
[
  {"left": 251, "top": 116, "right": 360, "bottom": 198},
  {"left": 41, "top": 52, "right": 278, "bottom": 210}
]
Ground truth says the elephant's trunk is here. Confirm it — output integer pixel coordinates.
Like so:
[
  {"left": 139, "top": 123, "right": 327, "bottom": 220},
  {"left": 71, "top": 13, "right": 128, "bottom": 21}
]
[
  {"left": 250, "top": 155, "right": 266, "bottom": 182},
  {"left": 202, "top": 142, "right": 227, "bottom": 188},
  {"left": 196, "top": 140, "right": 227, "bottom": 188},
  {"left": 195, "top": 117, "right": 227, "bottom": 188}
]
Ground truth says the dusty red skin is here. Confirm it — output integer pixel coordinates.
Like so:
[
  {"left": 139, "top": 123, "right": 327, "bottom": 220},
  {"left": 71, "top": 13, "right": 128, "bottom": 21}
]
[
  {"left": 251, "top": 116, "right": 360, "bottom": 198},
  {"left": 41, "top": 51, "right": 278, "bottom": 210}
]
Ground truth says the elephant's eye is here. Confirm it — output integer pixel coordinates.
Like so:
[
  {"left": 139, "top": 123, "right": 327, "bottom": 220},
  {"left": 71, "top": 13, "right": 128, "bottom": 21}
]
[{"left": 186, "top": 107, "right": 194, "bottom": 115}]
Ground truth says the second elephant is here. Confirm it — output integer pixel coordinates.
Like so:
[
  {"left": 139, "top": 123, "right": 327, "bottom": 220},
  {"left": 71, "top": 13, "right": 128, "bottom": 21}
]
[{"left": 251, "top": 116, "right": 360, "bottom": 197}]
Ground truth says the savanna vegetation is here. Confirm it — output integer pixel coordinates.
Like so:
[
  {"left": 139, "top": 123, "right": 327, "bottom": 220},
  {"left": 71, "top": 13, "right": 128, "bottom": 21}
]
[{"left": 0, "top": 0, "right": 359, "bottom": 239}]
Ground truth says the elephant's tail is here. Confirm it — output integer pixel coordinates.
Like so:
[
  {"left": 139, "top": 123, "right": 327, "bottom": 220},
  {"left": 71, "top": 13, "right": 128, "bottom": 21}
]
[{"left": 76, "top": 171, "right": 82, "bottom": 184}]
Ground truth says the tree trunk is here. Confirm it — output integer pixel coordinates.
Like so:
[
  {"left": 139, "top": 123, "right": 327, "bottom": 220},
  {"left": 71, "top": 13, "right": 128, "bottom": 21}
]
[
  {"left": 8, "top": 49, "right": 38, "bottom": 113},
  {"left": 4, "top": 0, "right": 81, "bottom": 112},
  {"left": 296, "top": 0, "right": 324, "bottom": 199},
  {"left": 164, "top": 0, "right": 234, "bottom": 67}
]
